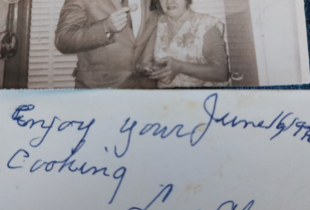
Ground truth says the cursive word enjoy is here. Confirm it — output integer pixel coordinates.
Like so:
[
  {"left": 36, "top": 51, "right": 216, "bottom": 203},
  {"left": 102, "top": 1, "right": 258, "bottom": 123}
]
[{"left": 8, "top": 104, "right": 125, "bottom": 204}]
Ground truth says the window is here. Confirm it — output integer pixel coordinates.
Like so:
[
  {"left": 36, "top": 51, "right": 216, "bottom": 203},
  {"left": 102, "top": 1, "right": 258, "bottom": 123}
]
[{"left": 28, "top": 0, "right": 77, "bottom": 89}]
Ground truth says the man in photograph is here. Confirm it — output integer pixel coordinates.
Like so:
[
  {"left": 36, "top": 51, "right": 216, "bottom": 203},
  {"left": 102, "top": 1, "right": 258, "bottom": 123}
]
[{"left": 55, "top": 0, "right": 158, "bottom": 88}]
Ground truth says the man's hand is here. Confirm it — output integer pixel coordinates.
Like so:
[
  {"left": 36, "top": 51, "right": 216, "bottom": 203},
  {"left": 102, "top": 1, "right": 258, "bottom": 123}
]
[{"left": 104, "top": 7, "right": 131, "bottom": 34}]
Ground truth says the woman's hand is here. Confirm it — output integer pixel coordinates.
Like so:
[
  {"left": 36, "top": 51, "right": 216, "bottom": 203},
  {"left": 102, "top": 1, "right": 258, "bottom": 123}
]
[{"left": 150, "top": 57, "right": 181, "bottom": 84}]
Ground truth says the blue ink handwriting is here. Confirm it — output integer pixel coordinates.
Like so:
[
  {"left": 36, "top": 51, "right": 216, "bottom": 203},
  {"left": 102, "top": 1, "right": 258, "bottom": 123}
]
[
  {"left": 217, "top": 200, "right": 255, "bottom": 210},
  {"left": 116, "top": 93, "right": 310, "bottom": 157},
  {"left": 128, "top": 184, "right": 173, "bottom": 210},
  {"left": 11, "top": 104, "right": 95, "bottom": 148}
]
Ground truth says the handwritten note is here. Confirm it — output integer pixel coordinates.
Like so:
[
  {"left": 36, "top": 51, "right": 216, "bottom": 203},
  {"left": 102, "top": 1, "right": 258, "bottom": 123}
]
[{"left": 1, "top": 90, "right": 310, "bottom": 210}]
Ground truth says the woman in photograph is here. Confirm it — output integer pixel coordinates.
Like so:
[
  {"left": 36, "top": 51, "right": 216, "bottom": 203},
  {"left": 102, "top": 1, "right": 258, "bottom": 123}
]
[{"left": 150, "top": 0, "right": 229, "bottom": 87}]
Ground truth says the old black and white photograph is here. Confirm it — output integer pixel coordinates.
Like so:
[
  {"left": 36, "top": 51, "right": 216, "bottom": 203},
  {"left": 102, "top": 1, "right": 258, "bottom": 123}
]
[{"left": 0, "top": 0, "right": 309, "bottom": 89}]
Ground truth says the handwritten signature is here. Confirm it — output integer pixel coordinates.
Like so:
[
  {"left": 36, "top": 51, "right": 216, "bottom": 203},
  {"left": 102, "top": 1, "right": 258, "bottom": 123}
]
[
  {"left": 216, "top": 200, "right": 255, "bottom": 210},
  {"left": 128, "top": 184, "right": 254, "bottom": 210},
  {"left": 128, "top": 184, "right": 173, "bottom": 210}
]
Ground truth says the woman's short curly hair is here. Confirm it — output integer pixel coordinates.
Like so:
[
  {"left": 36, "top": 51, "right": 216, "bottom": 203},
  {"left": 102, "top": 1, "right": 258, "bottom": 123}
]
[{"left": 151, "top": 0, "right": 193, "bottom": 11}]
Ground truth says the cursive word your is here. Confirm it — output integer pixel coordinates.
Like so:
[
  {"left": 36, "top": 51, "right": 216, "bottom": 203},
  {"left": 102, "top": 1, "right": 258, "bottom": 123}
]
[{"left": 116, "top": 93, "right": 310, "bottom": 157}]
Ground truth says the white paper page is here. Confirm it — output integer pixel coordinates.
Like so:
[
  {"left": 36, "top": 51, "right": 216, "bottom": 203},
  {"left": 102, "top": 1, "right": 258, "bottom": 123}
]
[{"left": 0, "top": 90, "right": 310, "bottom": 210}]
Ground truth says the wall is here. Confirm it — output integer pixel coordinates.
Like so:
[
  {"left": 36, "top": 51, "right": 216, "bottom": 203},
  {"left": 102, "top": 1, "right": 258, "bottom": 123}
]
[
  {"left": 191, "top": 0, "right": 226, "bottom": 23},
  {"left": 224, "top": 0, "right": 259, "bottom": 86},
  {"left": 0, "top": 2, "right": 9, "bottom": 88},
  {"left": 194, "top": 0, "right": 307, "bottom": 86},
  {"left": 192, "top": 0, "right": 259, "bottom": 86},
  {"left": 250, "top": 0, "right": 305, "bottom": 85}
]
